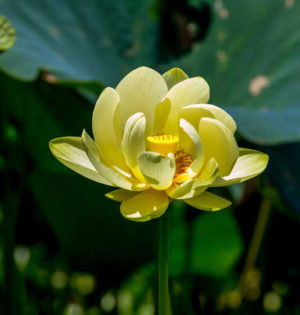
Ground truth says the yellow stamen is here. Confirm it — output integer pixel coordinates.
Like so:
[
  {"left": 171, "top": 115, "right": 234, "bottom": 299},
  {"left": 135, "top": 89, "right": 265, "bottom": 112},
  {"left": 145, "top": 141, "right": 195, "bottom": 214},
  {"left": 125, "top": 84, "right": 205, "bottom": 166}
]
[
  {"left": 174, "top": 150, "right": 193, "bottom": 183},
  {"left": 147, "top": 134, "right": 179, "bottom": 156}
]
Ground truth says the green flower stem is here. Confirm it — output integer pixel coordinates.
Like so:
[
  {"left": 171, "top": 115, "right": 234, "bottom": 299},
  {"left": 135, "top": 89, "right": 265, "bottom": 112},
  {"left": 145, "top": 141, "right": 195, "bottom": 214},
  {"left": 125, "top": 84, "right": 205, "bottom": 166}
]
[{"left": 158, "top": 209, "right": 171, "bottom": 315}]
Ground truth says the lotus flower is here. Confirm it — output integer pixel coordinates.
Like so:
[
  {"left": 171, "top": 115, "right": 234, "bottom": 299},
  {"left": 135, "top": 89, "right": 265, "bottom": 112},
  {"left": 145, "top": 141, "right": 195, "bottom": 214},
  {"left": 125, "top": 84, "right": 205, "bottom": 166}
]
[{"left": 49, "top": 67, "right": 268, "bottom": 222}]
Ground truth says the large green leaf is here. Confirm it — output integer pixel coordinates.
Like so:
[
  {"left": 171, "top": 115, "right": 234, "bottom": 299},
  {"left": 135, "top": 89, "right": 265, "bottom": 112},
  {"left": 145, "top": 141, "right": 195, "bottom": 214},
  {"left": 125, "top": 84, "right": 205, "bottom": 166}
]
[
  {"left": 1, "top": 0, "right": 299, "bottom": 145},
  {"left": 168, "top": 0, "right": 300, "bottom": 145},
  {"left": 0, "top": 0, "right": 158, "bottom": 85}
]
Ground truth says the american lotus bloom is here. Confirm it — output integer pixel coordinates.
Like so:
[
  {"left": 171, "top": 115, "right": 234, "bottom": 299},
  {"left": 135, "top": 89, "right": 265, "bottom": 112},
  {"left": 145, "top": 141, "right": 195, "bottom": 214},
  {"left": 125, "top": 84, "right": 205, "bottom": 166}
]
[{"left": 49, "top": 67, "right": 268, "bottom": 222}]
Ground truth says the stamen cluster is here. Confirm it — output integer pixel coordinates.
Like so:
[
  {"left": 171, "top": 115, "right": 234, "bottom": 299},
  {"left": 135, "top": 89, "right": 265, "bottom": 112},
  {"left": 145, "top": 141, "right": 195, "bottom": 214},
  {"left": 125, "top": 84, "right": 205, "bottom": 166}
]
[{"left": 174, "top": 149, "right": 193, "bottom": 183}]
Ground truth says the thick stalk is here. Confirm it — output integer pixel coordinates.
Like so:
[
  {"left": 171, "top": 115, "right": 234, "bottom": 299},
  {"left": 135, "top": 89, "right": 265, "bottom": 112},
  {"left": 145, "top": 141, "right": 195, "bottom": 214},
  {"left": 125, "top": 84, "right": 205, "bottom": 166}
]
[{"left": 158, "top": 209, "right": 171, "bottom": 315}]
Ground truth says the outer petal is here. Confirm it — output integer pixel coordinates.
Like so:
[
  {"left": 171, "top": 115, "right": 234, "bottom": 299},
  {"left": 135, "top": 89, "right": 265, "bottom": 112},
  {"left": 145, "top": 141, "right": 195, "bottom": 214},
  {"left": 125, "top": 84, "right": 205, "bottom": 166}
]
[
  {"left": 179, "top": 119, "right": 205, "bottom": 177},
  {"left": 105, "top": 189, "right": 139, "bottom": 202},
  {"left": 122, "top": 113, "right": 146, "bottom": 182},
  {"left": 92, "top": 87, "right": 129, "bottom": 171},
  {"left": 162, "top": 67, "right": 189, "bottom": 90},
  {"left": 120, "top": 190, "right": 169, "bottom": 222},
  {"left": 49, "top": 137, "right": 113, "bottom": 186},
  {"left": 162, "top": 77, "right": 210, "bottom": 135},
  {"left": 179, "top": 104, "right": 237, "bottom": 134},
  {"left": 211, "top": 148, "right": 269, "bottom": 187},
  {"left": 116, "top": 66, "right": 168, "bottom": 136},
  {"left": 167, "top": 158, "right": 218, "bottom": 199},
  {"left": 184, "top": 191, "right": 231, "bottom": 211},
  {"left": 138, "top": 152, "right": 176, "bottom": 190},
  {"left": 198, "top": 118, "right": 239, "bottom": 177},
  {"left": 82, "top": 130, "right": 146, "bottom": 191}
]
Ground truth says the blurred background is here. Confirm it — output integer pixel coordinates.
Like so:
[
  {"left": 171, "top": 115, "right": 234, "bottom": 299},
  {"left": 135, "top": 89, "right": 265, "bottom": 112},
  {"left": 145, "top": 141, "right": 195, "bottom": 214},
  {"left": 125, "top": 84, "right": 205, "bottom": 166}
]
[{"left": 1, "top": 0, "right": 300, "bottom": 314}]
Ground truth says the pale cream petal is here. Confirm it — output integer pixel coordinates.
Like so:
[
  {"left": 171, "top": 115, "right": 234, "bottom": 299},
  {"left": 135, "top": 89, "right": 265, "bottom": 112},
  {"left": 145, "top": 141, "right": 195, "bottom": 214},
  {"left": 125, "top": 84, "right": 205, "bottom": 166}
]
[
  {"left": 116, "top": 66, "right": 168, "bottom": 136},
  {"left": 162, "top": 77, "right": 210, "bottom": 135},
  {"left": 138, "top": 152, "right": 176, "bottom": 190},
  {"left": 167, "top": 158, "right": 218, "bottom": 199},
  {"left": 184, "top": 191, "right": 231, "bottom": 211},
  {"left": 105, "top": 189, "right": 139, "bottom": 202},
  {"left": 179, "top": 119, "right": 205, "bottom": 177},
  {"left": 120, "top": 190, "right": 169, "bottom": 222},
  {"left": 122, "top": 113, "right": 146, "bottom": 182},
  {"left": 153, "top": 98, "right": 171, "bottom": 134},
  {"left": 82, "top": 130, "right": 147, "bottom": 191},
  {"left": 162, "top": 67, "right": 189, "bottom": 90},
  {"left": 198, "top": 118, "right": 239, "bottom": 177},
  {"left": 92, "top": 87, "right": 129, "bottom": 171},
  {"left": 211, "top": 148, "right": 269, "bottom": 187},
  {"left": 179, "top": 104, "right": 237, "bottom": 134},
  {"left": 49, "top": 137, "right": 113, "bottom": 186},
  {"left": 153, "top": 69, "right": 205, "bottom": 133}
]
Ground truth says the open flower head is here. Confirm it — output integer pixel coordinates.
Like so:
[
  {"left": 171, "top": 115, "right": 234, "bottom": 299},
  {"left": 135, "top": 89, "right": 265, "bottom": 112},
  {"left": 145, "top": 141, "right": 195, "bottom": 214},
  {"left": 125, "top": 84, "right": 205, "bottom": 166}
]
[{"left": 49, "top": 67, "right": 268, "bottom": 222}]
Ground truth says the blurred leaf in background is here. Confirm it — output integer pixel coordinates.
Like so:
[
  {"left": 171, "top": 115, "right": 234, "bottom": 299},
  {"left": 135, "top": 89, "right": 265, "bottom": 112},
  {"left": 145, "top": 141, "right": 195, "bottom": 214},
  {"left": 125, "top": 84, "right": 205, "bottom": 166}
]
[
  {"left": 170, "top": 208, "right": 243, "bottom": 278},
  {"left": 0, "top": 0, "right": 159, "bottom": 86},
  {"left": 167, "top": 0, "right": 300, "bottom": 145}
]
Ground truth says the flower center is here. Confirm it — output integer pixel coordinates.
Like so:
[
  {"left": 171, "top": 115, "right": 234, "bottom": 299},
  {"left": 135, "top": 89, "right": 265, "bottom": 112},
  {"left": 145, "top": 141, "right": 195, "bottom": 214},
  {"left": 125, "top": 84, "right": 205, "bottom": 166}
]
[
  {"left": 174, "top": 150, "right": 193, "bottom": 183},
  {"left": 147, "top": 134, "right": 193, "bottom": 183},
  {"left": 147, "top": 134, "right": 179, "bottom": 156}
]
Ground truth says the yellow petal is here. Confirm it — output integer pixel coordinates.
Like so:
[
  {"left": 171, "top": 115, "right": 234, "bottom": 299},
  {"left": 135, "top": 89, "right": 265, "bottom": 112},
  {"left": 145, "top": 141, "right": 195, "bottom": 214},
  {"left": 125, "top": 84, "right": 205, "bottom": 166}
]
[
  {"left": 162, "top": 67, "right": 189, "bottom": 90},
  {"left": 49, "top": 137, "right": 113, "bottom": 186},
  {"left": 162, "top": 77, "right": 210, "bottom": 135},
  {"left": 116, "top": 66, "right": 168, "bottom": 136},
  {"left": 105, "top": 189, "right": 139, "bottom": 202},
  {"left": 198, "top": 118, "right": 239, "bottom": 177},
  {"left": 153, "top": 98, "right": 171, "bottom": 134},
  {"left": 179, "top": 119, "right": 205, "bottom": 177},
  {"left": 122, "top": 113, "right": 146, "bottom": 182},
  {"left": 184, "top": 191, "right": 231, "bottom": 211},
  {"left": 82, "top": 130, "right": 146, "bottom": 191},
  {"left": 92, "top": 87, "right": 129, "bottom": 171},
  {"left": 138, "top": 152, "right": 176, "bottom": 190},
  {"left": 211, "top": 148, "right": 269, "bottom": 187},
  {"left": 179, "top": 104, "right": 237, "bottom": 134},
  {"left": 167, "top": 158, "right": 218, "bottom": 199},
  {"left": 120, "top": 190, "right": 169, "bottom": 222}
]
